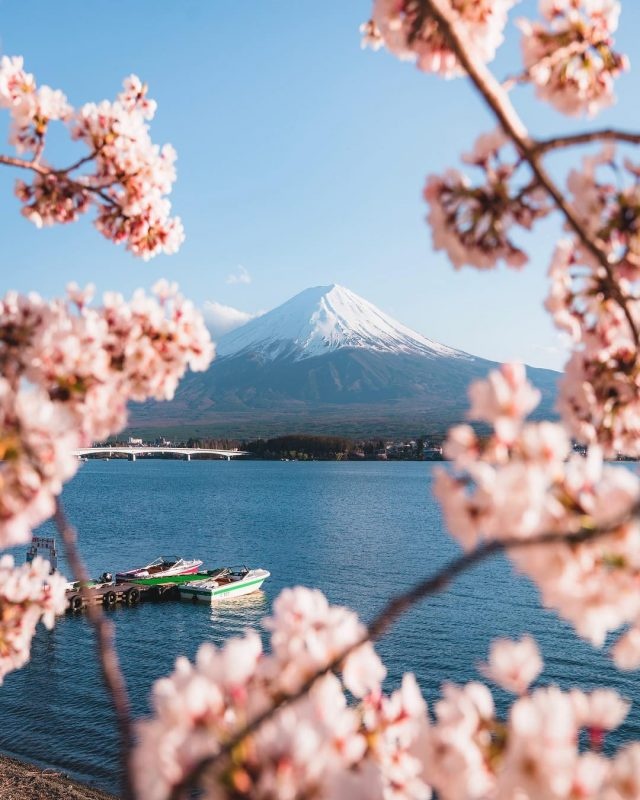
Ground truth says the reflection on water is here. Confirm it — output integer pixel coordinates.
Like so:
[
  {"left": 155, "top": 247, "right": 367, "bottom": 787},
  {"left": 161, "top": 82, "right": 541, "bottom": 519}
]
[{"left": 1, "top": 460, "right": 639, "bottom": 793}]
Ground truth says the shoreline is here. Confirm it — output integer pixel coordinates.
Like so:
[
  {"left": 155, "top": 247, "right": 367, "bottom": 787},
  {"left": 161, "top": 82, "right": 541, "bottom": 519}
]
[{"left": 0, "top": 754, "right": 118, "bottom": 800}]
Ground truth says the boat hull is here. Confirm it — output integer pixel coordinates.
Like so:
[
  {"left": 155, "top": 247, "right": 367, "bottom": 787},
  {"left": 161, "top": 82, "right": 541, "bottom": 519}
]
[
  {"left": 130, "top": 572, "right": 213, "bottom": 586},
  {"left": 179, "top": 570, "right": 270, "bottom": 603}
]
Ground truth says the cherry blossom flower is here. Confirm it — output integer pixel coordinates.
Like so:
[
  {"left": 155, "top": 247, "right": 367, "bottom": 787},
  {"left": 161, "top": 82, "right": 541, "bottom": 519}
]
[
  {"left": 424, "top": 132, "right": 549, "bottom": 271},
  {"left": 0, "top": 57, "right": 184, "bottom": 259},
  {"left": 362, "top": 0, "right": 516, "bottom": 78},
  {"left": 479, "top": 635, "right": 543, "bottom": 695},
  {"left": 611, "top": 626, "right": 640, "bottom": 671},
  {"left": 134, "top": 588, "right": 429, "bottom": 800},
  {"left": 0, "top": 555, "right": 66, "bottom": 682},
  {"left": 606, "top": 743, "right": 640, "bottom": 800},
  {"left": 570, "top": 688, "right": 630, "bottom": 738},
  {"left": 435, "top": 365, "right": 640, "bottom": 653},
  {"left": 0, "top": 283, "right": 213, "bottom": 544},
  {"left": 467, "top": 362, "right": 541, "bottom": 439},
  {"left": 264, "top": 586, "right": 385, "bottom": 697},
  {"left": 518, "top": 0, "right": 628, "bottom": 116},
  {"left": 0, "top": 380, "right": 79, "bottom": 547}
]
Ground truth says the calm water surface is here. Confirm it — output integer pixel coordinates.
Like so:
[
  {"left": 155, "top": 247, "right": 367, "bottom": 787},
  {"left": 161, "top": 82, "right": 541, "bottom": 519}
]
[{"left": 2, "top": 460, "right": 640, "bottom": 793}]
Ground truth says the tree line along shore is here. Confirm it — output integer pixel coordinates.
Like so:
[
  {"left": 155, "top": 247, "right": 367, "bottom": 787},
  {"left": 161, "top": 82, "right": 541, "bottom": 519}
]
[{"left": 101, "top": 434, "right": 445, "bottom": 461}]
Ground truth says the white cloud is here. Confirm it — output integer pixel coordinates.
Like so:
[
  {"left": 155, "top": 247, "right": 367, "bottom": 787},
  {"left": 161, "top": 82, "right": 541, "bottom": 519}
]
[
  {"left": 202, "top": 300, "right": 261, "bottom": 340},
  {"left": 226, "top": 265, "right": 252, "bottom": 285}
]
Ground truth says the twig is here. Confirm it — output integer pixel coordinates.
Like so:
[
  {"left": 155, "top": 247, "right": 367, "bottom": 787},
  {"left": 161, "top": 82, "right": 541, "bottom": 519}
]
[
  {"left": 418, "top": 0, "right": 640, "bottom": 344},
  {"left": 535, "top": 129, "right": 640, "bottom": 154},
  {"left": 0, "top": 153, "right": 49, "bottom": 174},
  {"left": 54, "top": 500, "right": 135, "bottom": 800},
  {"left": 0, "top": 152, "right": 124, "bottom": 211},
  {"left": 168, "top": 503, "right": 640, "bottom": 800}
]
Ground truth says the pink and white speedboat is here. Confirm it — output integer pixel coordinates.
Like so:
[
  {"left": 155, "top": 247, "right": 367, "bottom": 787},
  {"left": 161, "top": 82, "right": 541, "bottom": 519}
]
[{"left": 115, "top": 555, "right": 203, "bottom": 583}]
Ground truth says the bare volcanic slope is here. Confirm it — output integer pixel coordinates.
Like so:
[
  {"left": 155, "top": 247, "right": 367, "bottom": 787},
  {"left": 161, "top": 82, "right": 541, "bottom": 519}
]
[{"left": 131, "top": 285, "right": 559, "bottom": 437}]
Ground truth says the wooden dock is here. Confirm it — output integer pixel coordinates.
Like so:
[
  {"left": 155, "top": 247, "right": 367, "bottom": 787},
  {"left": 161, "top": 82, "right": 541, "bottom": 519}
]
[{"left": 65, "top": 581, "right": 180, "bottom": 612}]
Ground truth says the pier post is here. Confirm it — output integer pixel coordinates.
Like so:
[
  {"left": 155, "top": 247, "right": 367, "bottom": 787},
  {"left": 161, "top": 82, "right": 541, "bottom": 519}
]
[
  {"left": 128, "top": 453, "right": 136, "bottom": 462},
  {"left": 186, "top": 453, "right": 191, "bottom": 461}
]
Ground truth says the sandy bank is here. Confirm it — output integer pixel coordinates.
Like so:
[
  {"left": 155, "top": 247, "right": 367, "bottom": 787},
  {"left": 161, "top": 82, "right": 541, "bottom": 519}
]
[{"left": 0, "top": 754, "right": 118, "bottom": 800}]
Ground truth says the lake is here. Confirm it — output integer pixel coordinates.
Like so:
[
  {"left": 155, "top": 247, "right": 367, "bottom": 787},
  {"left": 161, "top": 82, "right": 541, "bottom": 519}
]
[{"left": 2, "top": 459, "right": 639, "bottom": 794}]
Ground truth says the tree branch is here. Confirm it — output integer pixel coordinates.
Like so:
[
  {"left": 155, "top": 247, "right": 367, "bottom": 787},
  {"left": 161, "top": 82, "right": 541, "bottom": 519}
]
[
  {"left": 535, "top": 129, "right": 640, "bottom": 154},
  {"left": 54, "top": 500, "right": 135, "bottom": 800},
  {"left": 169, "top": 501, "right": 640, "bottom": 800},
  {"left": 0, "top": 154, "right": 49, "bottom": 174},
  {"left": 419, "top": 0, "right": 639, "bottom": 344},
  {"left": 0, "top": 153, "right": 124, "bottom": 211}
]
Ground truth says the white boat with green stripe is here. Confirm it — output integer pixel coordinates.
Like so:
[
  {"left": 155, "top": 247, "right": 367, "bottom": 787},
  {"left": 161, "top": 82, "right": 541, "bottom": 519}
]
[{"left": 179, "top": 566, "right": 270, "bottom": 603}]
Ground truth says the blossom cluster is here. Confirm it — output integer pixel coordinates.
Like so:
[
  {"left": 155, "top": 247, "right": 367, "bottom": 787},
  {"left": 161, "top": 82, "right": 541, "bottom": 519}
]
[
  {"left": 543, "top": 147, "right": 640, "bottom": 457},
  {"left": 0, "top": 281, "right": 213, "bottom": 547},
  {"left": 135, "top": 590, "right": 640, "bottom": 800},
  {"left": 434, "top": 363, "right": 640, "bottom": 667},
  {"left": 518, "top": 0, "right": 628, "bottom": 116},
  {"left": 134, "top": 586, "right": 429, "bottom": 800},
  {"left": 424, "top": 130, "right": 550, "bottom": 270},
  {"left": 0, "top": 555, "right": 66, "bottom": 682},
  {"left": 361, "top": 0, "right": 516, "bottom": 78},
  {"left": 0, "top": 57, "right": 183, "bottom": 259}
]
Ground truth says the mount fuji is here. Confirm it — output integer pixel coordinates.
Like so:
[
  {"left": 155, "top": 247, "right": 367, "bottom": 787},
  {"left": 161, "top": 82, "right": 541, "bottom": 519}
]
[{"left": 131, "top": 284, "right": 559, "bottom": 437}]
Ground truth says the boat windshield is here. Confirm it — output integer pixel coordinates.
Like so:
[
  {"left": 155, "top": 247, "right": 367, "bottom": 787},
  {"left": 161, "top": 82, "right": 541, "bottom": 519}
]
[{"left": 147, "top": 556, "right": 180, "bottom": 568}]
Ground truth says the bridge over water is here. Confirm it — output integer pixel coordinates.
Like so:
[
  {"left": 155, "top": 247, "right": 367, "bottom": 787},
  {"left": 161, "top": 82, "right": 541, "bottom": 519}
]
[{"left": 73, "top": 446, "right": 248, "bottom": 461}]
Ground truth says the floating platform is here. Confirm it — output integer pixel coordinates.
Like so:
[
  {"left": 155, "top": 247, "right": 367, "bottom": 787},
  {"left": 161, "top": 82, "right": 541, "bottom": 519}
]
[{"left": 65, "top": 581, "right": 180, "bottom": 612}]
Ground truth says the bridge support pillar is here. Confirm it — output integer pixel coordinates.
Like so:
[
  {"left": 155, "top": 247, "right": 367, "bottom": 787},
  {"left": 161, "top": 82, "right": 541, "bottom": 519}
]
[
  {"left": 128, "top": 453, "right": 136, "bottom": 462},
  {"left": 186, "top": 453, "right": 191, "bottom": 461}
]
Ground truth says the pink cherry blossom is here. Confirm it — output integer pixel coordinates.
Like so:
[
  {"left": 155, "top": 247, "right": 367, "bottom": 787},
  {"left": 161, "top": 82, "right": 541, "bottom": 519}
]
[
  {"left": 605, "top": 743, "right": 640, "bottom": 800},
  {"left": 611, "top": 626, "right": 640, "bottom": 671},
  {"left": 518, "top": 0, "right": 628, "bottom": 116},
  {"left": 134, "top": 588, "right": 429, "bottom": 800},
  {"left": 467, "top": 362, "right": 541, "bottom": 433},
  {"left": 435, "top": 365, "right": 640, "bottom": 652},
  {"left": 0, "top": 380, "right": 79, "bottom": 547},
  {"left": 0, "top": 555, "right": 67, "bottom": 682},
  {"left": 570, "top": 688, "right": 630, "bottom": 736},
  {"left": 424, "top": 132, "right": 549, "bottom": 271},
  {"left": 363, "top": 0, "right": 516, "bottom": 78},
  {"left": 479, "top": 635, "right": 543, "bottom": 695},
  {"left": 0, "top": 283, "right": 213, "bottom": 543},
  {"left": 0, "top": 57, "right": 184, "bottom": 259}
]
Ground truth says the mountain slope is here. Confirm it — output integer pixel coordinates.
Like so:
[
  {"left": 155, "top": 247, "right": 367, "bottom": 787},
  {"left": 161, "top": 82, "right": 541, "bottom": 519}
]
[
  {"left": 131, "top": 284, "right": 559, "bottom": 437},
  {"left": 216, "top": 284, "right": 470, "bottom": 361}
]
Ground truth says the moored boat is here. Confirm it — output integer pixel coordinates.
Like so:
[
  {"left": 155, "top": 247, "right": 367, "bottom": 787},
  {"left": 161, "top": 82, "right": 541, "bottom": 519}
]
[
  {"left": 115, "top": 555, "right": 203, "bottom": 583},
  {"left": 179, "top": 566, "right": 270, "bottom": 603},
  {"left": 130, "top": 570, "right": 219, "bottom": 586}
]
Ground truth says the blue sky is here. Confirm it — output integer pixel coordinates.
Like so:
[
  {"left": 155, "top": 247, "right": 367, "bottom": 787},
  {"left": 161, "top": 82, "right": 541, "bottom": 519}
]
[{"left": 1, "top": 1, "right": 639, "bottom": 370}]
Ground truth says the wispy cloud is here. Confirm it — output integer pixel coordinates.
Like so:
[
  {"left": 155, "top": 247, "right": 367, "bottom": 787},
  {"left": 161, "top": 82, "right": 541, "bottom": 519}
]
[
  {"left": 225, "top": 265, "right": 252, "bottom": 285},
  {"left": 202, "top": 300, "right": 262, "bottom": 340}
]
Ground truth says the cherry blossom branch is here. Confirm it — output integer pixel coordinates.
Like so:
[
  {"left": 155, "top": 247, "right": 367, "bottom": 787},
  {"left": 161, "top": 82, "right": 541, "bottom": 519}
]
[
  {"left": 169, "top": 502, "right": 640, "bottom": 800},
  {"left": 0, "top": 153, "right": 122, "bottom": 209},
  {"left": 535, "top": 129, "right": 640, "bottom": 153},
  {"left": 418, "top": 0, "right": 640, "bottom": 344},
  {"left": 53, "top": 500, "right": 135, "bottom": 800},
  {"left": 0, "top": 153, "right": 49, "bottom": 174}
]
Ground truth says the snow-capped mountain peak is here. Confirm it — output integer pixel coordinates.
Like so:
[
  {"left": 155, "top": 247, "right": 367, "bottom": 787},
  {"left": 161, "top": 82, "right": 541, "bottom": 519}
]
[{"left": 215, "top": 284, "right": 471, "bottom": 361}]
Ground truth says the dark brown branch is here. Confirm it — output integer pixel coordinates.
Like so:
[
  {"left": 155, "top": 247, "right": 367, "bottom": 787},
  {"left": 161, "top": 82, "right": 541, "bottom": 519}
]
[
  {"left": 54, "top": 500, "right": 135, "bottom": 800},
  {"left": 418, "top": 0, "right": 639, "bottom": 344},
  {"left": 169, "top": 502, "right": 640, "bottom": 800},
  {"left": 535, "top": 129, "right": 640, "bottom": 154},
  {"left": 0, "top": 153, "right": 123, "bottom": 211}
]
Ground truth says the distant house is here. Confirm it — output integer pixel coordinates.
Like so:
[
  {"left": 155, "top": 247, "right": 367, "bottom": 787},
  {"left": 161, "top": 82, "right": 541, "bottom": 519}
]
[{"left": 128, "top": 436, "right": 143, "bottom": 446}]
